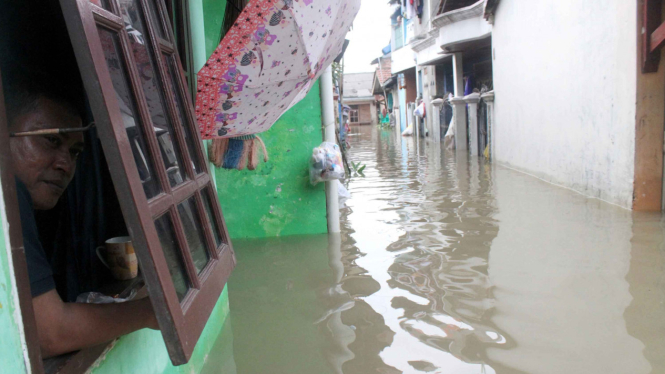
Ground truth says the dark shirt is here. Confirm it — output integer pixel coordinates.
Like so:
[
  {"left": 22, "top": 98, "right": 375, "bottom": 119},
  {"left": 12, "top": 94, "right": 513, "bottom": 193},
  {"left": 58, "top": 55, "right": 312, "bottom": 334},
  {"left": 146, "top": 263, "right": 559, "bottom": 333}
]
[{"left": 16, "top": 179, "right": 56, "bottom": 297}]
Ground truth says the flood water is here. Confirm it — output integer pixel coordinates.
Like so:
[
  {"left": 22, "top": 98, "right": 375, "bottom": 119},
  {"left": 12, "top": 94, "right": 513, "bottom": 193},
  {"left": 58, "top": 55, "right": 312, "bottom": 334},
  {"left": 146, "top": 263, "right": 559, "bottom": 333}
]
[{"left": 204, "top": 125, "right": 665, "bottom": 374}]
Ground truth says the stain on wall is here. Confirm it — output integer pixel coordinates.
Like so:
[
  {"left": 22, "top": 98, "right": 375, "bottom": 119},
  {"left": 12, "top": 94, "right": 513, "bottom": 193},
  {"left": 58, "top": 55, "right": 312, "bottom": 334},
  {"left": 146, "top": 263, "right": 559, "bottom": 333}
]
[{"left": 215, "top": 80, "right": 327, "bottom": 239}]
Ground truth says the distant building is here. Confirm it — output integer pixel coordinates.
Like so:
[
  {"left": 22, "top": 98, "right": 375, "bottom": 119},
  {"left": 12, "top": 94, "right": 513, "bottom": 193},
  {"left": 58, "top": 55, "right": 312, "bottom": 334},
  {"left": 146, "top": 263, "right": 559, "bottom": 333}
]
[
  {"left": 381, "top": 0, "right": 665, "bottom": 211},
  {"left": 342, "top": 72, "right": 378, "bottom": 125}
]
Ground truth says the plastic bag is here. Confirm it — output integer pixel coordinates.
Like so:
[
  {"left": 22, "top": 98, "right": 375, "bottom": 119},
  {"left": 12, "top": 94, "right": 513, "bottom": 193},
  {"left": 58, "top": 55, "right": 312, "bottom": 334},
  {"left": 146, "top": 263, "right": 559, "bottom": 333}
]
[
  {"left": 337, "top": 180, "right": 350, "bottom": 198},
  {"left": 310, "top": 142, "right": 345, "bottom": 185},
  {"left": 338, "top": 180, "right": 350, "bottom": 208},
  {"left": 402, "top": 123, "right": 414, "bottom": 136},
  {"left": 443, "top": 114, "right": 455, "bottom": 150},
  {"left": 76, "top": 289, "right": 138, "bottom": 304},
  {"left": 414, "top": 102, "right": 426, "bottom": 118}
]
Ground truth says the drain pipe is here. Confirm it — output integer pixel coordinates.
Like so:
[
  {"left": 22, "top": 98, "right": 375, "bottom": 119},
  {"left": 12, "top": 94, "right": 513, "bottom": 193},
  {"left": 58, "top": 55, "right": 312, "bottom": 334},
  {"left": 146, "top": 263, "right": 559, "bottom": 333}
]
[{"left": 320, "top": 66, "right": 341, "bottom": 233}]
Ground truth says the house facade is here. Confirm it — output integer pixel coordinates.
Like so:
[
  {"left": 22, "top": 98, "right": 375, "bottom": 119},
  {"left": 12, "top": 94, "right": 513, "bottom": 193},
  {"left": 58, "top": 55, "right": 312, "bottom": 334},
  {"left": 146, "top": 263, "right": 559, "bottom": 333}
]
[
  {"left": 383, "top": 0, "right": 665, "bottom": 211},
  {"left": 342, "top": 72, "right": 378, "bottom": 125}
]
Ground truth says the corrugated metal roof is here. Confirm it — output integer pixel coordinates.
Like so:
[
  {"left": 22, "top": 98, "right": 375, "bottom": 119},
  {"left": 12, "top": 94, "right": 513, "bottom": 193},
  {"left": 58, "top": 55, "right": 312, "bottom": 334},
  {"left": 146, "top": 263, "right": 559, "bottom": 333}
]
[{"left": 343, "top": 72, "right": 375, "bottom": 99}]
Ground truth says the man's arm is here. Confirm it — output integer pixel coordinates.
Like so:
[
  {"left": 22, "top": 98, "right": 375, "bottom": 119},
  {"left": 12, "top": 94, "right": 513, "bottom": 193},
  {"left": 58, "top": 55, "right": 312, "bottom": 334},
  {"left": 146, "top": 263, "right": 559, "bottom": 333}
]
[{"left": 33, "top": 289, "right": 159, "bottom": 358}]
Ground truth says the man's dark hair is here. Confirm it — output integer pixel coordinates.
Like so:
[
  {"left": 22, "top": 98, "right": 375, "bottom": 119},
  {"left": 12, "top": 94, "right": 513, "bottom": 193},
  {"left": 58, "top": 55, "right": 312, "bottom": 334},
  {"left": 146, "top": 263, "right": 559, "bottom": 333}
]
[{"left": 3, "top": 67, "right": 85, "bottom": 128}]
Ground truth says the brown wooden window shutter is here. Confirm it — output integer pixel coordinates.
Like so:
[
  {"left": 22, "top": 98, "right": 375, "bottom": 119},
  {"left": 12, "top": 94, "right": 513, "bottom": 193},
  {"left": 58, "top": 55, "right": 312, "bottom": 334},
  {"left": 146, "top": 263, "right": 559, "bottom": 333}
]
[{"left": 59, "top": 0, "right": 235, "bottom": 365}]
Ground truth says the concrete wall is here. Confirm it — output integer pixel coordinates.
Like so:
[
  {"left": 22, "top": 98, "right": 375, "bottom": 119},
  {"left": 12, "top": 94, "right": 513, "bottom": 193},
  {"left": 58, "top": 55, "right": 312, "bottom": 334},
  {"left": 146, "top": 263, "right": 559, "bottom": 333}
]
[
  {"left": 436, "top": 12, "right": 491, "bottom": 50},
  {"left": 215, "top": 81, "right": 327, "bottom": 238},
  {"left": 359, "top": 103, "right": 372, "bottom": 124},
  {"left": 492, "top": 0, "right": 638, "bottom": 208},
  {"left": 391, "top": 46, "right": 417, "bottom": 74},
  {"left": 404, "top": 69, "right": 418, "bottom": 102}
]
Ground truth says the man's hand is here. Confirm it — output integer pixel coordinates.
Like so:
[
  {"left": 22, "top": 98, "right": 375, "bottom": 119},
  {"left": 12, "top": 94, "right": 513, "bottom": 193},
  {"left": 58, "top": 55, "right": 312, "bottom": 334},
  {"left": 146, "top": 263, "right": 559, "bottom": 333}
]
[{"left": 33, "top": 289, "right": 159, "bottom": 358}]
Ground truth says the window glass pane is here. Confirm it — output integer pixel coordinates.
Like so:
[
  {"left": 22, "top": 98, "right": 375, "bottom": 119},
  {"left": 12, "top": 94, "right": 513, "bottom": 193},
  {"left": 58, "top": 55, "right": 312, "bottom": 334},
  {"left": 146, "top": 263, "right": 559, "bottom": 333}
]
[
  {"left": 154, "top": 213, "right": 190, "bottom": 301},
  {"left": 97, "top": 27, "right": 161, "bottom": 199},
  {"left": 201, "top": 187, "right": 223, "bottom": 248},
  {"left": 177, "top": 197, "right": 210, "bottom": 274},
  {"left": 90, "top": 0, "right": 112, "bottom": 10},
  {"left": 164, "top": 54, "right": 202, "bottom": 174},
  {"left": 145, "top": 0, "right": 166, "bottom": 39},
  {"left": 119, "top": 0, "right": 187, "bottom": 187}
]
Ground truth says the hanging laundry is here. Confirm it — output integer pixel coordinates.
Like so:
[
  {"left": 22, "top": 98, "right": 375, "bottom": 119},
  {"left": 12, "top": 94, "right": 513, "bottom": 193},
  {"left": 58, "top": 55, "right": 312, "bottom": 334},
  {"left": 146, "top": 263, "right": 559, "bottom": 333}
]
[
  {"left": 209, "top": 135, "right": 269, "bottom": 171},
  {"left": 464, "top": 75, "right": 475, "bottom": 96},
  {"left": 416, "top": 0, "right": 424, "bottom": 20},
  {"left": 405, "top": 0, "right": 415, "bottom": 20},
  {"left": 390, "top": 2, "right": 401, "bottom": 25}
]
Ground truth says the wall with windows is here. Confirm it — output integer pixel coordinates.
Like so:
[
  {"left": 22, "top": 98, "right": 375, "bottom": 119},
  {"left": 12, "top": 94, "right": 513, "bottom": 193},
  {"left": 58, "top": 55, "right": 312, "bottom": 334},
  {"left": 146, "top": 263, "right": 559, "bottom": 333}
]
[{"left": 492, "top": 0, "right": 638, "bottom": 208}]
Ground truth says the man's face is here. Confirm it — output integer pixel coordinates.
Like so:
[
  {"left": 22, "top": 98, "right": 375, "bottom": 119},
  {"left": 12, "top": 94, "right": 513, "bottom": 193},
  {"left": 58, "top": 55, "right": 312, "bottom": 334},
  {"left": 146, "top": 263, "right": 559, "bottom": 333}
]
[{"left": 9, "top": 97, "right": 84, "bottom": 210}]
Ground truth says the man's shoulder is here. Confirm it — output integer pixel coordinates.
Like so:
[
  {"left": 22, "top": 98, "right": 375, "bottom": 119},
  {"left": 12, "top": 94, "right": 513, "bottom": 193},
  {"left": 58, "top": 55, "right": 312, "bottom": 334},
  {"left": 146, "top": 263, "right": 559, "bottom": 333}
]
[{"left": 15, "top": 178, "right": 56, "bottom": 297}]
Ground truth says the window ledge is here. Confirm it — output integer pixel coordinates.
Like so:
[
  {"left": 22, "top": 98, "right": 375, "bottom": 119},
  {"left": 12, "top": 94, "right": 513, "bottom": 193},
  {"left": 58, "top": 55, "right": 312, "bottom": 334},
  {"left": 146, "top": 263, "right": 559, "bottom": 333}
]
[
  {"left": 431, "top": 0, "right": 484, "bottom": 29},
  {"left": 44, "top": 280, "right": 146, "bottom": 374}
]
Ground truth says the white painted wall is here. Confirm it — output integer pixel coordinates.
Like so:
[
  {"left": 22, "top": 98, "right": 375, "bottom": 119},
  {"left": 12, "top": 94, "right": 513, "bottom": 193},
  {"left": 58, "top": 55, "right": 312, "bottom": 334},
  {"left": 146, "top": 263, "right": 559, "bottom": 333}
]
[
  {"left": 491, "top": 0, "right": 638, "bottom": 208},
  {"left": 391, "top": 46, "right": 417, "bottom": 74},
  {"left": 415, "top": 42, "right": 449, "bottom": 66},
  {"left": 436, "top": 14, "right": 492, "bottom": 50}
]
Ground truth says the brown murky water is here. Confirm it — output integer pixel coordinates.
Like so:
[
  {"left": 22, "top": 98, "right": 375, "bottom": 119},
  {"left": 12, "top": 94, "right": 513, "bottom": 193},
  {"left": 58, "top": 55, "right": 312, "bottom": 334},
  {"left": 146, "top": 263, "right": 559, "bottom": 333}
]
[{"left": 205, "top": 125, "right": 665, "bottom": 374}]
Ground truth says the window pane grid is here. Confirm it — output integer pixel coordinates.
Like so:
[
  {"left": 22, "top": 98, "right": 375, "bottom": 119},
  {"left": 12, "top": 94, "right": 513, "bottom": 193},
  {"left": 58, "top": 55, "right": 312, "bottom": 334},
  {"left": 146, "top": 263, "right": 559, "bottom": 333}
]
[
  {"left": 121, "top": 0, "right": 192, "bottom": 186},
  {"left": 97, "top": 3, "right": 201, "bottom": 293},
  {"left": 163, "top": 53, "right": 205, "bottom": 175},
  {"left": 98, "top": 23, "right": 172, "bottom": 198},
  {"left": 144, "top": 0, "right": 167, "bottom": 39},
  {"left": 67, "top": 0, "right": 236, "bottom": 364},
  {"left": 135, "top": 0, "right": 198, "bottom": 182},
  {"left": 169, "top": 199, "right": 203, "bottom": 289},
  {"left": 154, "top": 211, "right": 193, "bottom": 301},
  {"left": 193, "top": 190, "right": 219, "bottom": 259},
  {"left": 177, "top": 194, "right": 214, "bottom": 273},
  {"left": 98, "top": 2, "right": 176, "bottom": 196},
  {"left": 201, "top": 185, "right": 225, "bottom": 251}
]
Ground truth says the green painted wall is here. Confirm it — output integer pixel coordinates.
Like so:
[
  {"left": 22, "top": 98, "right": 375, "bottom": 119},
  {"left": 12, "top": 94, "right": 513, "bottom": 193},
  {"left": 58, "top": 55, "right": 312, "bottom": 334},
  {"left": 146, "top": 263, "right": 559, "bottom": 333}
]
[
  {"left": 200, "top": 0, "right": 327, "bottom": 239},
  {"left": 0, "top": 189, "right": 29, "bottom": 374},
  {"left": 202, "top": 0, "right": 227, "bottom": 59},
  {"left": 215, "top": 81, "right": 328, "bottom": 239}
]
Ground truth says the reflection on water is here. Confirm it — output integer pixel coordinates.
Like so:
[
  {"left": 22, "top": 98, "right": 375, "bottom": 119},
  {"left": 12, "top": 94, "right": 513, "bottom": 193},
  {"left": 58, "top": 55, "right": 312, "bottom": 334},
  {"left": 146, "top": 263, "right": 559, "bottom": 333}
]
[{"left": 213, "top": 126, "right": 665, "bottom": 374}]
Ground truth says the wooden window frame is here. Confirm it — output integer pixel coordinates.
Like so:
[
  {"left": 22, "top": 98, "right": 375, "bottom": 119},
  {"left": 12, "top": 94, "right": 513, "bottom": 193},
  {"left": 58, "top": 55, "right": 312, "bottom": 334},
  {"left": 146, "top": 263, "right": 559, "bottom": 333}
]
[
  {"left": 349, "top": 108, "right": 359, "bottom": 123},
  {"left": 164, "top": 0, "right": 196, "bottom": 99},
  {"left": 60, "top": 0, "right": 236, "bottom": 365},
  {"left": 643, "top": 0, "right": 665, "bottom": 73},
  {"left": 0, "top": 67, "right": 46, "bottom": 374},
  {"left": 0, "top": 0, "right": 236, "bottom": 371}
]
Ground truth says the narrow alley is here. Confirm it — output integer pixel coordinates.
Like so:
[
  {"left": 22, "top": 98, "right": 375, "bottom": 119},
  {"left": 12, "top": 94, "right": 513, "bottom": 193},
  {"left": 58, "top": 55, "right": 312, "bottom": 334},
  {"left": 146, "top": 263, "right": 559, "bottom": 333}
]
[{"left": 211, "top": 125, "right": 665, "bottom": 374}]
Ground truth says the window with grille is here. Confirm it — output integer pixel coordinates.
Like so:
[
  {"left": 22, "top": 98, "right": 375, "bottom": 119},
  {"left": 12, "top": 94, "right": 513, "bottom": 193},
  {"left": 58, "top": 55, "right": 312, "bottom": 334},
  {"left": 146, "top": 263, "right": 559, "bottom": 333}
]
[{"left": 349, "top": 107, "right": 359, "bottom": 123}]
